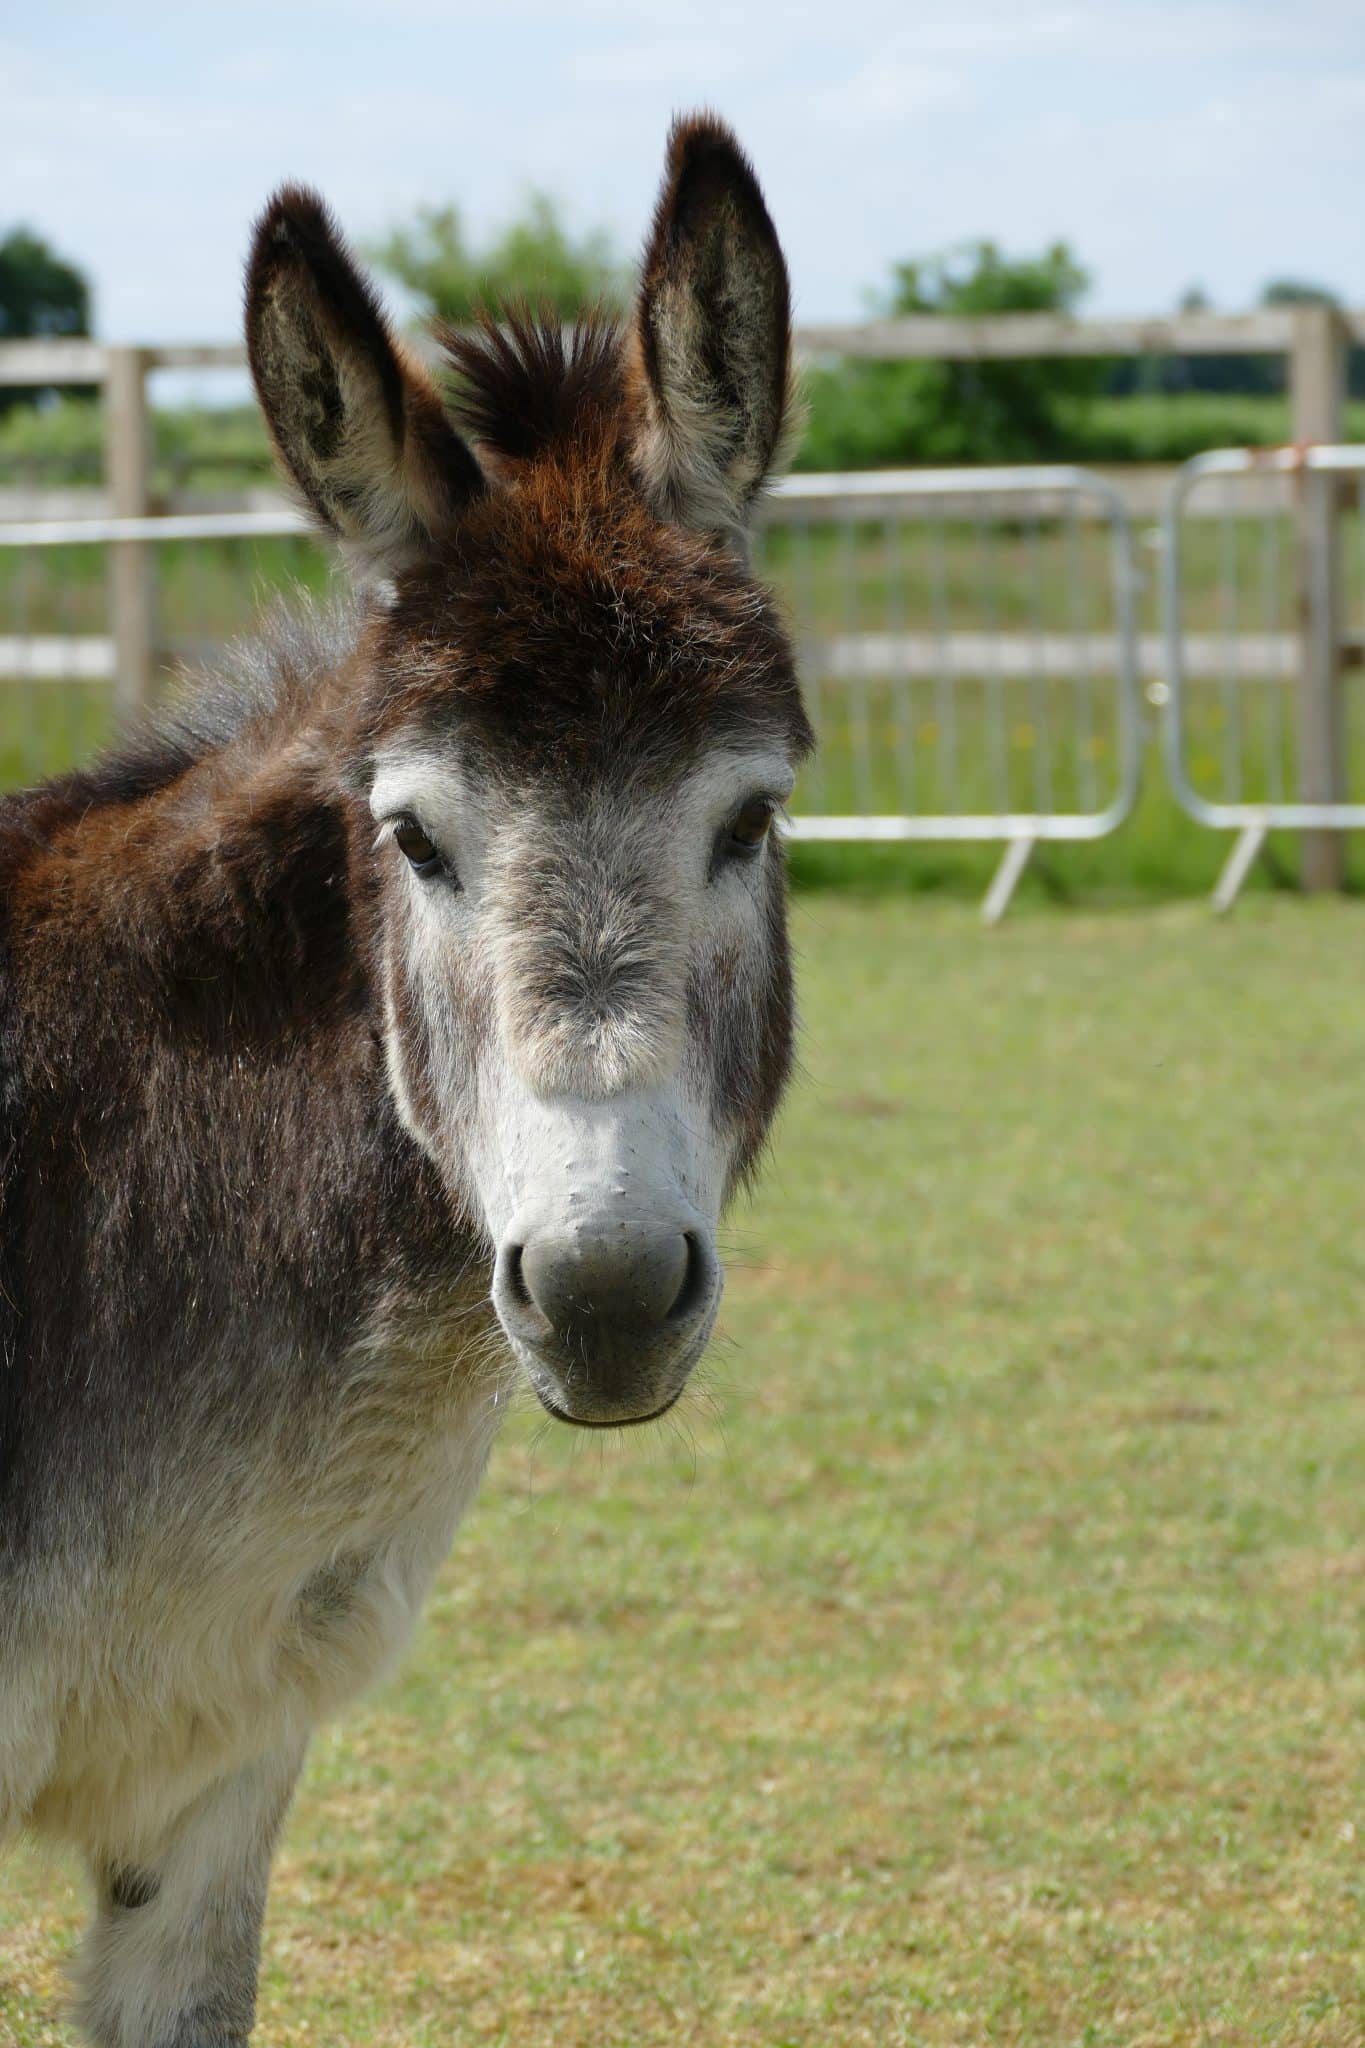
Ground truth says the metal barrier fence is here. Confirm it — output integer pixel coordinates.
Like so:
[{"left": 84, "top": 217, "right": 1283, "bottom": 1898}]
[
  {"left": 1160, "top": 445, "right": 1365, "bottom": 910},
  {"left": 5, "top": 452, "right": 1365, "bottom": 919},
  {"left": 0, "top": 469, "right": 1144, "bottom": 921},
  {"left": 754, "top": 469, "right": 1141, "bottom": 920}
]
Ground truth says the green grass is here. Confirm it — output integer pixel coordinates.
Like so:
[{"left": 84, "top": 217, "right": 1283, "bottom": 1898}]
[{"left": 4, "top": 898, "right": 1365, "bottom": 2044}]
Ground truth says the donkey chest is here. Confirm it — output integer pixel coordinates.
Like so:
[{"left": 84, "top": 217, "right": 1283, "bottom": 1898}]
[
  {"left": 155, "top": 1343, "right": 501, "bottom": 1710},
  {"left": 35, "top": 1338, "right": 503, "bottom": 1859}
]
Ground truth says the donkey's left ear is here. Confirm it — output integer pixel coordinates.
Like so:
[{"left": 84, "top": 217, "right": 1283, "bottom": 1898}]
[
  {"left": 245, "top": 185, "right": 483, "bottom": 579},
  {"left": 630, "top": 115, "right": 796, "bottom": 544}
]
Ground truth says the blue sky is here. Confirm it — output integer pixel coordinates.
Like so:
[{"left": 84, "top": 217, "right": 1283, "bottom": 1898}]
[{"left": 5, "top": 0, "right": 1365, "bottom": 342}]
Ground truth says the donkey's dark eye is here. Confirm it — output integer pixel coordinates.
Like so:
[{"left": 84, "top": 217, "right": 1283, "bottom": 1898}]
[
  {"left": 726, "top": 798, "right": 776, "bottom": 856},
  {"left": 392, "top": 816, "right": 443, "bottom": 876}
]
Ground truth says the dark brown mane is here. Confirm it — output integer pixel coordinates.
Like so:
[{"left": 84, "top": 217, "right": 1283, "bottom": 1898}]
[{"left": 442, "top": 307, "right": 627, "bottom": 467}]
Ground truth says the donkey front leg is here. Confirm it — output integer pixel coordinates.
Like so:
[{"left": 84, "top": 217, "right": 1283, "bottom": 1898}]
[{"left": 76, "top": 1743, "right": 305, "bottom": 2048}]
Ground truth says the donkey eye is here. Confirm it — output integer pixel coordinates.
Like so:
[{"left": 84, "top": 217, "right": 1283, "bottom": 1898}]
[
  {"left": 392, "top": 816, "right": 444, "bottom": 877},
  {"left": 726, "top": 798, "right": 776, "bottom": 856}
]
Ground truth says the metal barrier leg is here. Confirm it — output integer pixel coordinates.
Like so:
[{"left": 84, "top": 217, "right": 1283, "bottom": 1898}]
[
  {"left": 981, "top": 834, "right": 1036, "bottom": 926},
  {"left": 1212, "top": 822, "right": 1268, "bottom": 915}
]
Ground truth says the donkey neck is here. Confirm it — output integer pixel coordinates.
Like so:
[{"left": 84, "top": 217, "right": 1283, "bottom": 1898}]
[{"left": 0, "top": 631, "right": 492, "bottom": 1557}]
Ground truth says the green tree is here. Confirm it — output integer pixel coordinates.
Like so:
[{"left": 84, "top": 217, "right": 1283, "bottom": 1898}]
[
  {"left": 1260, "top": 278, "right": 1341, "bottom": 308},
  {"left": 370, "top": 193, "right": 626, "bottom": 325},
  {"left": 0, "top": 227, "right": 90, "bottom": 341},
  {"left": 0, "top": 227, "right": 92, "bottom": 414},
  {"left": 799, "top": 240, "right": 1101, "bottom": 469}
]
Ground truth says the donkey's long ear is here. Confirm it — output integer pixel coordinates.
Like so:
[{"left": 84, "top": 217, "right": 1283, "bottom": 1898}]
[
  {"left": 245, "top": 186, "right": 483, "bottom": 577},
  {"left": 630, "top": 115, "right": 795, "bottom": 541}
]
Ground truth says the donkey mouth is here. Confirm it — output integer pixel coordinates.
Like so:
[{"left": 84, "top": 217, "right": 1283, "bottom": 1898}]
[{"left": 535, "top": 1386, "right": 686, "bottom": 1431}]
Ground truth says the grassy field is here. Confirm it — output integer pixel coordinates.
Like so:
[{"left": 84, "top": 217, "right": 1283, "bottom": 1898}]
[{"left": 3, "top": 897, "right": 1365, "bottom": 2045}]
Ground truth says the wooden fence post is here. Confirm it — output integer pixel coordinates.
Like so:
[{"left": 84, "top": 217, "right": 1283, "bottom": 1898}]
[
  {"left": 104, "top": 347, "right": 154, "bottom": 720},
  {"left": 1290, "top": 305, "right": 1347, "bottom": 891}
]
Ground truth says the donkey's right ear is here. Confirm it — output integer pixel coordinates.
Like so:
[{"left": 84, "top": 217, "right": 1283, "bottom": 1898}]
[{"left": 245, "top": 186, "right": 483, "bottom": 578}]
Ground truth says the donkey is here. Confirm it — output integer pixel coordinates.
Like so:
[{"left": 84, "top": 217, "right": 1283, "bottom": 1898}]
[{"left": 0, "top": 114, "right": 810, "bottom": 2047}]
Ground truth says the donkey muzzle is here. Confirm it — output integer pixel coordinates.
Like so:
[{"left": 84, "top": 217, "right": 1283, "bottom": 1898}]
[{"left": 492, "top": 1218, "right": 721, "bottom": 1426}]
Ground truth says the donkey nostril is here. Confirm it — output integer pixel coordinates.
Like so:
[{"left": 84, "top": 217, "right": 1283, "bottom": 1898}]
[
  {"left": 509, "top": 1227, "right": 711, "bottom": 1341},
  {"left": 504, "top": 1244, "right": 532, "bottom": 1311},
  {"left": 666, "top": 1231, "right": 712, "bottom": 1324}
]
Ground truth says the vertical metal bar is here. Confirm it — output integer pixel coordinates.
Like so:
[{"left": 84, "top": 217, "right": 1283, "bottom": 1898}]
[
  {"left": 1353, "top": 472, "right": 1365, "bottom": 804},
  {"left": 15, "top": 536, "right": 34, "bottom": 786},
  {"left": 1065, "top": 500, "right": 1098, "bottom": 812},
  {"left": 56, "top": 542, "right": 78, "bottom": 778},
  {"left": 1260, "top": 504, "right": 1285, "bottom": 802},
  {"left": 883, "top": 515, "right": 914, "bottom": 813},
  {"left": 790, "top": 518, "right": 826, "bottom": 811},
  {"left": 978, "top": 512, "right": 1007, "bottom": 812},
  {"left": 185, "top": 530, "right": 208, "bottom": 676},
  {"left": 930, "top": 517, "right": 955, "bottom": 813},
  {"left": 1025, "top": 510, "right": 1052, "bottom": 813},
  {"left": 839, "top": 514, "right": 873, "bottom": 813},
  {"left": 1109, "top": 482, "right": 1143, "bottom": 831},
  {"left": 1218, "top": 481, "right": 1240, "bottom": 803}
]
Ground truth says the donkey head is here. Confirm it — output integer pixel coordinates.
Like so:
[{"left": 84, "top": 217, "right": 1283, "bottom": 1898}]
[{"left": 245, "top": 117, "right": 812, "bottom": 1428}]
